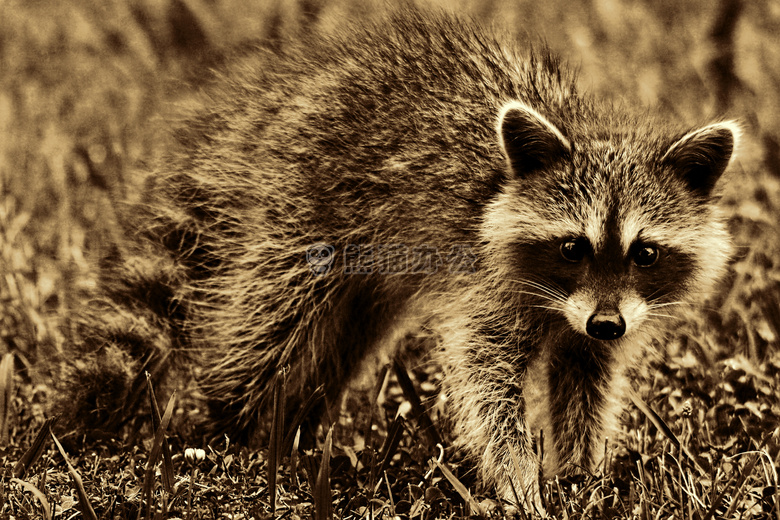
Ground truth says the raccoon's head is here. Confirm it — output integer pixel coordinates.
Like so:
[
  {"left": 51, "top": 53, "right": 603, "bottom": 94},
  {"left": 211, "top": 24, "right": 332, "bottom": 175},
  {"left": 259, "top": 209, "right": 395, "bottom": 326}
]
[{"left": 485, "top": 101, "right": 739, "bottom": 342}]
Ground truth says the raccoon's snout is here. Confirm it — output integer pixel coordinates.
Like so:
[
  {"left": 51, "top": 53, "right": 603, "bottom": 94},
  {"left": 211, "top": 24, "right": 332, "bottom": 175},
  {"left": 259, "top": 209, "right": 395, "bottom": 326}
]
[{"left": 586, "top": 312, "right": 626, "bottom": 340}]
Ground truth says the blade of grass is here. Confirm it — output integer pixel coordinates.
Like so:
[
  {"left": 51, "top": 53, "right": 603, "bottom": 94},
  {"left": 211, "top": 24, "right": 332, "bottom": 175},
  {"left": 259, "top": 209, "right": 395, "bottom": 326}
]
[
  {"left": 554, "top": 477, "right": 567, "bottom": 518},
  {"left": 537, "top": 429, "right": 547, "bottom": 515},
  {"left": 290, "top": 427, "right": 301, "bottom": 487},
  {"left": 420, "top": 443, "right": 444, "bottom": 486},
  {"left": 139, "top": 390, "right": 176, "bottom": 520},
  {"left": 392, "top": 358, "right": 442, "bottom": 447},
  {"left": 635, "top": 459, "right": 650, "bottom": 520},
  {"left": 700, "top": 472, "right": 738, "bottom": 520},
  {"left": 712, "top": 453, "right": 760, "bottom": 520},
  {"left": 114, "top": 349, "right": 171, "bottom": 431},
  {"left": 507, "top": 442, "right": 537, "bottom": 519},
  {"left": 365, "top": 364, "right": 389, "bottom": 456},
  {"left": 384, "top": 470, "right": 395, "bottom": 514},
  {"left": 14, "top": 417, "right": 57, "bottom": 478},
  {"left": 371, "top": 414, "right": 405, "bottom": 493},
  {"left": 0, "top": 352, "right": 13, "bottom": 444},
  {"left": 146, "top": 373, "right": 174, "bottom": 494},
  {"left": 281, "top": 384, "right": 325, "bottom": 455},
  {"left": 629, "top": 391, "right": 706, "bottom": 475},
  {"left": 363, "top": 365, "right": 390, "bottom": 501},
  {"left": 314, "top": 425, "right": 334, "bottom": 520},
  {"left": 268, "top": 368, "right": 286, "bottom": 516},
  {"left": 10, "top": 478, "right": 51, "bottom": 520},
  {"left": 51, "top": 430, "right": 97, "bottom": 520},
  {"left": 505, "top": 446, "right": 523, "bottom": 511},
  {"left": 435, "top": 460, "right": 484, "bottom": 516}
]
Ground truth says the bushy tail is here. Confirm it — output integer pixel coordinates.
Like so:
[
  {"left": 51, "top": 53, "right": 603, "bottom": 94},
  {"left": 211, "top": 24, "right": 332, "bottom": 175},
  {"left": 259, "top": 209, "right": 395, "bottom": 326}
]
[{"left": 54, "top": 241, "right": 187, "bottom": 438}]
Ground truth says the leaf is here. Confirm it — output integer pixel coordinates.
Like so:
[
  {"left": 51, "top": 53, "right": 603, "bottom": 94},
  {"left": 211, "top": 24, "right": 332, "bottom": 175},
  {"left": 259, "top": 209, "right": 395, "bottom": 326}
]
[
  {"left": 372, "top": 414, "right": 405, "bottom": 493},
  {"left": 392, "top": 358, "right": 442, "bottom": 447},
  {"left": 720, "top": 453, "right": 761, "bottom": 520},
  {"left": 14, "top": 417, "right": 57, "bottom": 478},
  {"left": 146, "top": 373, "right": 174, "bottom": 493},
  {"left": 0, "top": 352, "right": 13, "bottom": 445},
  {"left": 139, "top": 390, "right": 176, "bottom": 520},
  {"left": 435, "top": 459, "right": 483, "bottom": 516},
  {"left": 51, "top": 430, "right": 97, "bottom": 520},
  {"left": 314, "top": 426, "right": 334, "bottom": 520},
  {"left": 282, "top": 384, "right": 324, "bottom": 456},
  {"left": 365, "top": 363, "right": 390, "bottom": 452},
  {"left": 629, "top": 390, "right": 707, "bottom": 475},
  {"left": 268, "top": 368, "right": 286, "bottom": 515},
  {"left": 290, "top": 427, "right": 301, "bottom": 487},
  {"left": 11, "top": 478, "right": 51, "bottom": 520},
  {"left": 507, "top": 442, "right": 543, "bottom": 516}
]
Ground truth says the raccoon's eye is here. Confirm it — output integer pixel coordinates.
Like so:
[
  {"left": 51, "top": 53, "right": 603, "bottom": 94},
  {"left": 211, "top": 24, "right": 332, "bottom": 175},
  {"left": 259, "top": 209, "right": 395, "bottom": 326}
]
[
  {"left": 560, "top": 237, "right": 589, "bottom": 263},
  {"left": 633, "top": 244, "right": 659, "bottom": 267}
]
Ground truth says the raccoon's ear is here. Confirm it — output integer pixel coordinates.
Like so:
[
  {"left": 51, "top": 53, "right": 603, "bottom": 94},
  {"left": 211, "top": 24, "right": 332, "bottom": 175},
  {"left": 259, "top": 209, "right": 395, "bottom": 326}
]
[
  {"left": 498, "top": 101, "right": 571, "bottom": 178},
  {"left": 661, "top": 121, "right": 740, "bottom": 196}
]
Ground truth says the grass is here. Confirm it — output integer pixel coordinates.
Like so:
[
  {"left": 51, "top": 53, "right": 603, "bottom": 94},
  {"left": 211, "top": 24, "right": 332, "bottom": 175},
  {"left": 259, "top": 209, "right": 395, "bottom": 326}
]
[{"left": 1, "top": 0, "right": 779, "bottom": 518}]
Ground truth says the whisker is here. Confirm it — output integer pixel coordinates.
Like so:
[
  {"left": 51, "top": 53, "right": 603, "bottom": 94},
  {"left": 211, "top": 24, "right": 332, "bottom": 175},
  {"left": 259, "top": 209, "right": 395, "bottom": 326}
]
[
  {"left": 510, "top": 278, "right": 568, "bottom": 303},
  {"left": 521, "top": 278, "right": 568, "bottom": 297},
  {"left": 528, "top": 304, "right": 564, "bottom": 312},
  {"left": 647, "top": 301, "right": 687, "bottom": 309},
  {"left": 509, "top": 289, "right": 565, "bottom": 305},
  {"left": 644, "top": 312, "right": 675, "bottom": 320}
]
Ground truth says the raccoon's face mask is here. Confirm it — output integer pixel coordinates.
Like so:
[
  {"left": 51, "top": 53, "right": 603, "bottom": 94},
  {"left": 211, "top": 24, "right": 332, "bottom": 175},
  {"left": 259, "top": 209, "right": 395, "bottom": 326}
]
[{"left": 492, "top": 101, "right": 738, "bottom": 341}]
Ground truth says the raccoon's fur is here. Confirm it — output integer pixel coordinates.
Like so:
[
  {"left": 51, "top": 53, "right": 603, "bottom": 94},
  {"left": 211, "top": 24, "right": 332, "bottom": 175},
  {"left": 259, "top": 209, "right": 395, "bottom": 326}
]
[{"left": 59, "top": 9, "right": 739, "bottom": 503}]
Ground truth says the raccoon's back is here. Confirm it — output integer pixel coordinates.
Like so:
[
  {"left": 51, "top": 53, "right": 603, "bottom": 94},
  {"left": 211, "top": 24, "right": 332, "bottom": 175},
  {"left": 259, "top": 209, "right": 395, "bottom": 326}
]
[{"left": 142, "top": 11, "right": 586, "bottom": 266}]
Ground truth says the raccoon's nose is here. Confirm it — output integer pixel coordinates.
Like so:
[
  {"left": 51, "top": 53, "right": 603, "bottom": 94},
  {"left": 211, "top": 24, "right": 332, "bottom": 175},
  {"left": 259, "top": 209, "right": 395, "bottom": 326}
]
[{"left": 586, "top": 313, "right": 626, "bottom": 340}]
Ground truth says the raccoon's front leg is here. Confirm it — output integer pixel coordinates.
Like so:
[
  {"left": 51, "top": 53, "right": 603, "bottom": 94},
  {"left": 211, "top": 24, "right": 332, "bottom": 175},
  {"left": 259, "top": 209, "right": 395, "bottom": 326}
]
[
  {"left": 441, "top": 334, "right": 542, "bottom": 506},
  {"left": 544, "top": 332, "right": 618, "bottom": 476}
]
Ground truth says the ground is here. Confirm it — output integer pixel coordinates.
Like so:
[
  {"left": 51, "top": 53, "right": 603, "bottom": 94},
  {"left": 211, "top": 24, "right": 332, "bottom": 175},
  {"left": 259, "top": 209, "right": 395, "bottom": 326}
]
[{"left": 1, "top": 0, "right": 780, "bottom": 518}]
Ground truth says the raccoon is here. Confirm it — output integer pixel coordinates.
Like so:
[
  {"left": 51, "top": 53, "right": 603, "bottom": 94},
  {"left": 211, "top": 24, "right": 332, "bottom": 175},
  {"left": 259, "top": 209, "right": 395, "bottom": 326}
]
[{"left": 59, "top": 9, "right": 738, "bottom": 504}]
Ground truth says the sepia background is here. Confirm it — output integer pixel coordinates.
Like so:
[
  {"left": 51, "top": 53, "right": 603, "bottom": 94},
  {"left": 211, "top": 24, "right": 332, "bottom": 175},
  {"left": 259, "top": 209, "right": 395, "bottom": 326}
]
[{"left": 1, "top": 0, "right": 779, "bottom": 518}]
